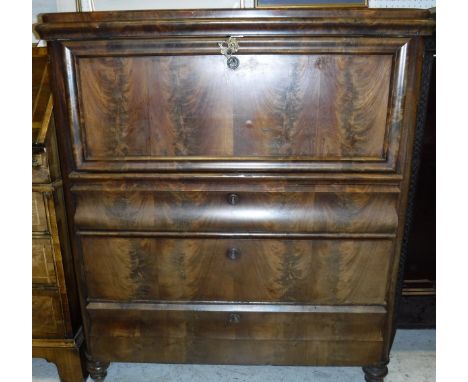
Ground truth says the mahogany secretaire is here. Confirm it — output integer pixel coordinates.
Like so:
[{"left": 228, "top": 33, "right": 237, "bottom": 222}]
[{"left": 37, "top": 8, "right": 435, "bottom": 382}]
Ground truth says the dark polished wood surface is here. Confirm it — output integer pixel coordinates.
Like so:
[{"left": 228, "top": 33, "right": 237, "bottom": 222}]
[
  {"left": 397, "top": 34, "right": 436, "bottom": 329},
  {"left": 406, "top": 62, "right": 435, "bottom": 285},
  {"left": 36, "top": 9, "right": 434, "bottom": 381},
  {"left": 52, "top": 36, "right": 409, "bottom": 173},
  {"left": 72, "top": 185, "right": 399, "bottom": 234},
  {"left": 88, "top": 304, "right": 384, "bottom": 365},
  {"left": 36, "top": 8, "right": 434, "bottom": 39},
  {"left": 77, "top": 54, "right": 391, "bottom": 159},
  {"left": 82, "top": 236, "right": 392, "bottom": 303}
]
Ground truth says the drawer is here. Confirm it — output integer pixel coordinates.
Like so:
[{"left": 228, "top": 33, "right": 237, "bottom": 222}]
[
  {"left": 32, "top": 288, "right": 65, "bottom": 338},
  {"left": 82, "top": 237, "right": 393, "bottom": 304},
  {"left": 32, "top": 151, "right": 50, "bottom": 184},
  {"left": 32, "top": 237, "right": 57, "bottom": 285},
  {"left": 32, "top": 191, "right": 49, "bottom": 233},
  {"left": 61, "top": 37, "right": 409, "bottom": 173},
  {"left": 87, "top": 303, "right": 385, "bottom": 365},
  {"left": 74, "top": 188, "right": 398, "bottom": 234}
]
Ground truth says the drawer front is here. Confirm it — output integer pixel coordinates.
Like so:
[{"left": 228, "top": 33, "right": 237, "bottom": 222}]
[
  {"left": 32, "top": 192, "right": 49, "bottom": 233},
  {"left": 32, "top": 289, "right": 65, "bottom": 338},
  {"left": 32, "top": 152, "right": 50, "bottom": 184},
  {"left": 82, "top": 237, "right": 392, "bottom": 304},
  {"left": 63, "top": 37, "right": 409, "bottom": 173},
  {"left": 74, "top": 189, "right": 398, "bottom": 234},
  {"left": 32, "top": 237, "right": 57, "bottom": 285},
  {"left": 87, "top": 304, "right": 385, "bottom": 365}
]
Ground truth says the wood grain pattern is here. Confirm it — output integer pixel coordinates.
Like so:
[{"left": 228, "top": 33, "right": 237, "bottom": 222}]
[
  {"left": 87, "top": 304, "right": 384, "bottom": 365},
  {"left": 33, "top": 46, "right": 86, "bottom": 382},
  {"left": 91, "top": 337, "right": 383, "bottom": 366},
  {"left": 33, "top": 120, "right": 62, "bottom": 184},
  {"left": 56, "top": 36, "right": 411, "bottom": 173},
  {"left": 32, "top": 48, "right": 52, "bottom": 141},
  {"left": 32, "top": 151, "right": 51, "bottom": 184},
  {"left": 77, "top": 54, "right": 391, "bottom": 160},
  {"left": 36, "top": 9, "right": 435, "bottom": 40},
  {"left": 82, "top": 237, "right": 392, "bottom": 304},
  {"left": 33, "top": 329, "right": 87, "bottom": 382},
  {"left": 32, "top": 289, "right": 65, "bottom": 338},
  {"left": 33, "top": 346, "right": 86, "bottom": 382},
  {"left": 382, "top": 36, "right": 425, "bottom": 361},
  {"left": 88, "top": 305, "right": 385, "bottom": 341},
  {"left": 32, "top": 191, "right": 49, "bottom": 233},
  {"left": 37, "top": 8, "right": 434, "bottom": 380},
  {"left": 32, "top": 237, "right": 57, "bottom": 285},
  {"left": 74, "top": 188, "right": 398, "bottom": 234}
]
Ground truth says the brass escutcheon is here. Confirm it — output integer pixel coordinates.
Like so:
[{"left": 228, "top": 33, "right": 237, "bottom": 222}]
[{"left": 219, "top": 36, "right": 241, "bottom": 70}]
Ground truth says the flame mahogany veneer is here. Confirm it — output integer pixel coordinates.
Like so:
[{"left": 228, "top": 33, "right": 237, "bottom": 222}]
[{"left": 37, "top": 8, "right": 434, "bottom": 381}]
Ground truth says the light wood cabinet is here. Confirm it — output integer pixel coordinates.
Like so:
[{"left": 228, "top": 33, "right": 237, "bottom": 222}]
[{"left": 32, "top": 47, "right": 86, "bottom": 382}]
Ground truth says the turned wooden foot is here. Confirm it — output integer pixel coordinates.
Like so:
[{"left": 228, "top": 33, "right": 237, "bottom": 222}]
[
  {"left": 363, "top": 362, "right": 389, "bottom": 382},
  {"left": 86, "top": 355, "right": 110, "bottom": 382}
]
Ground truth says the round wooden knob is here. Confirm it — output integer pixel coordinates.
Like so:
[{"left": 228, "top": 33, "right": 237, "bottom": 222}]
[
  {"left": 227, "top": 193, "right": 239, "bottom": 205},
  {"left": 228, "top": 313, "right": 241, "bottom": 324},
  {"left": 226, "top": 248, "right": 241, "bottom": 261}
]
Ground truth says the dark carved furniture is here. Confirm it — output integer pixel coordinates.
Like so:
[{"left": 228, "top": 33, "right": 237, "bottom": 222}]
[
  {"left": 37, "top": 9, "right": 435, "bottom": 381},
  {"left": 32, "top": 47, "right": 86, "bottom": 382}
]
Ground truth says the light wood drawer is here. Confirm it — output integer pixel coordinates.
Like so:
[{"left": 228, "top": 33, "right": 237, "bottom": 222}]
[
  {"left": 32, "top": 237, "right": 56, "bottom": 285},
  {"left": 32, "top": 151, "right": 51, "bottom": 184},
  {"left": 32, "top": 288, "right": 65, "bottom": 338},
  {"left": 82, "top": 236, "right": 393, "bottom": 305},
  {"left": 32, "top": 192, "right": 49, "bottom": 233}
]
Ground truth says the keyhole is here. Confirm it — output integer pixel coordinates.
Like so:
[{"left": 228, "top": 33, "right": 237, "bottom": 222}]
[{"left": 227, "top": 193, "right": 239, "bottom": 205}]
